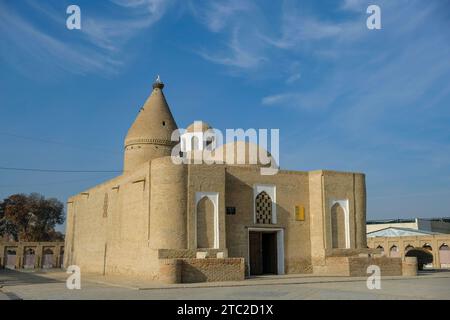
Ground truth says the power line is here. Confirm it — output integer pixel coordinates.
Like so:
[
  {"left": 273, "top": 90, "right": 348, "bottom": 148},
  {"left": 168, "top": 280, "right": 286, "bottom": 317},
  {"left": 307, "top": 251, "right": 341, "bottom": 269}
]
[
  {"left": 0, "top": 176, "right": 113, "bottom": 188},
  {"left": 0, "top": 166, "right": 122, "bottom": 173},
  {"left": 0, "top": 132, "right": 121, "bottom": 155}
]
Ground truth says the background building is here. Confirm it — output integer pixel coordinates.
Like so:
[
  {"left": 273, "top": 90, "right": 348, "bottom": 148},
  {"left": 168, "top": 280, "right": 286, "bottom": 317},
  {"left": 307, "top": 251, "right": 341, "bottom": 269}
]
[
  {"left": 367, "top": 217, "right": 450, "bottom": 234},
  {"left": 367, "top": 217, "right": 450, "bottom": 269}
]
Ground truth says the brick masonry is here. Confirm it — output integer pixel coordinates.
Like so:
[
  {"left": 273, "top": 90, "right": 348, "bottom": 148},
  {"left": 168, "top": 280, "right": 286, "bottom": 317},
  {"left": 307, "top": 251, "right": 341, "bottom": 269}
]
[{"left": 158, "top": 257, "right": 245, "bottom": 283}]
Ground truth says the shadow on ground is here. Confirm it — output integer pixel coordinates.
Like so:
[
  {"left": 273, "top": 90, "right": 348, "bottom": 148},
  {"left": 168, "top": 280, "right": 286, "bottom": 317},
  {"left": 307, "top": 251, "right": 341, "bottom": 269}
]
[{"left": 0, "top": 269, "right": 64, "bottom": 287}]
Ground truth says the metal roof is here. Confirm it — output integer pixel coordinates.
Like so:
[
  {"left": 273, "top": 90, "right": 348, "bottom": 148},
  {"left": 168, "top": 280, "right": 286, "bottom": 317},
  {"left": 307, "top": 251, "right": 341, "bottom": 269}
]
[
  {"left": 367, "top": 227, "right": 441, "bottom": 238},
  {"left": 367, "top": 217, "right": 450, "bottom": 225}
]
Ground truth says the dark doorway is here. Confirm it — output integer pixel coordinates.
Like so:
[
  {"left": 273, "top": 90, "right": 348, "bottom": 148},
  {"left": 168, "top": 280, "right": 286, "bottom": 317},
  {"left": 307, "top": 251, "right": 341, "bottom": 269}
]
[
  {"left": 249, "top": 231, "right": 278, "bottom": 275},
  {"left": 405, "top": 248, "right": 433, "bottom": 270}
]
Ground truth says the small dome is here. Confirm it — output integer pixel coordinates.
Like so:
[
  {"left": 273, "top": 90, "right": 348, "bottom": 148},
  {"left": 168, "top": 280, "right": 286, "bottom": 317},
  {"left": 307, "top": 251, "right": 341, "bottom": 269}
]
[{"left": 186, "top": 121, "right": 212, "bottom": 133}]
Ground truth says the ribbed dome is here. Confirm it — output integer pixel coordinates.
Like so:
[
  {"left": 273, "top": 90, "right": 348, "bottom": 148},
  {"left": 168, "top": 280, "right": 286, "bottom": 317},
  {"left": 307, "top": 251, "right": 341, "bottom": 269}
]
[{"left": 124, "top": 79, "right": 178, "bottom": 148}]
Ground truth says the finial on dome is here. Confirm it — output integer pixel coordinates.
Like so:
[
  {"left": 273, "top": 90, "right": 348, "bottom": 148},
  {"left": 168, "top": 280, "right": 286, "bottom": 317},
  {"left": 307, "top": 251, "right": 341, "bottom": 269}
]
[{"left": 153, "top": 74, "right": 164, "bottom": 89}]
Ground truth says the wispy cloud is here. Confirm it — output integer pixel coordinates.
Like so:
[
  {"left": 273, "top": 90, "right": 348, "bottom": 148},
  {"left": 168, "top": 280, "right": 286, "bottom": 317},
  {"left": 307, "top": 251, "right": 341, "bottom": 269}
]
[
  {"left": 197, "top": 26, "right": 266, "bottom": 69},
  {"left": 82, "top": 0, "right": 172, "bottom": 51},
  {"left": 189, "top": 0, "right": 253, "bottom": 33},
  {"left": 0, "top": 4, "right": 117, "bottom": 76},
  {"left": 0, "top": 0, "right": 172, "bottom": 77},
  {"left": 189, "top": 0, "right": 268, "bottom": 70}
]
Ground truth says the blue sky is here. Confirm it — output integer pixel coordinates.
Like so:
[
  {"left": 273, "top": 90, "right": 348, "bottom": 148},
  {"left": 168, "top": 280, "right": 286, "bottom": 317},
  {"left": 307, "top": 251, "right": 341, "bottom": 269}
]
[{"left": 1, "top": 0, "right": 450, "bottom": 232}]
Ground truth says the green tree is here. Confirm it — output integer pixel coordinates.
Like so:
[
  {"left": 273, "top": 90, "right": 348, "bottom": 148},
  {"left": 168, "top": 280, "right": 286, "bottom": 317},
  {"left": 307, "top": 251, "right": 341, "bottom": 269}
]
[{"left": 0, "top": 193, "right": 65, "bottom": 242}]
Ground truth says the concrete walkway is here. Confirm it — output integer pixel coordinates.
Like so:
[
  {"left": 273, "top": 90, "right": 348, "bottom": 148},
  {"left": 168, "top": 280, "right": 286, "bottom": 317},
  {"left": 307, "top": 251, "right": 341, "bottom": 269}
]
[{"left": 1, "top": 269, "right": 450, "bottom": 300}]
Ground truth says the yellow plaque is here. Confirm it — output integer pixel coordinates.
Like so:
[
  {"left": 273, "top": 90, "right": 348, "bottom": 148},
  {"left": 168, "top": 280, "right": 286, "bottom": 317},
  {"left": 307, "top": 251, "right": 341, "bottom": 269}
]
[{"left": 295, "top": 205, "right": 305, "bottom": 221}]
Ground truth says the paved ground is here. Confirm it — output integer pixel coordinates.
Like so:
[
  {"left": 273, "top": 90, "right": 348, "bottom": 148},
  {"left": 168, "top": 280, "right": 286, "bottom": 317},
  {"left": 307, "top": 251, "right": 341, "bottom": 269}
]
[{"left": 1, "top": 269, "right": 450, "bottom": 300}]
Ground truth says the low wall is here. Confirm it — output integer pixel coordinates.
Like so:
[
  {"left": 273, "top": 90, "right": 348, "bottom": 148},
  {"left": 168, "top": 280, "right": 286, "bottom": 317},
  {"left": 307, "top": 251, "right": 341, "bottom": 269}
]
[
  {"left": 314, "top": 255, "right": 411, "bottom": 277},
  {"left": 348, "top": 256, "right": 403, "bottom": 276},
  {"left": 159, "top": 258, "right": 245, "bottom": 284},
  {"left": 158, "top": 248, "right": 228, "bottom": 259}
]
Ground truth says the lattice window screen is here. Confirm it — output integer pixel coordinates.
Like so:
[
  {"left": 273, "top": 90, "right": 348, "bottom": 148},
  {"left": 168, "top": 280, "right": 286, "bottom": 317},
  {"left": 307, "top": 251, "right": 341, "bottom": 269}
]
[{"left": 255, "top": 191, "right": 273, "bottom": 224}]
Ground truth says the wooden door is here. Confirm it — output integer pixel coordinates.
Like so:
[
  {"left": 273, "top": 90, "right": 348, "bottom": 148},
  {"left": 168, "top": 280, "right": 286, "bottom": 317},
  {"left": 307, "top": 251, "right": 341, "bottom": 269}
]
[{"left": 249, "top": 231, "right": 263, "bottom": 275}]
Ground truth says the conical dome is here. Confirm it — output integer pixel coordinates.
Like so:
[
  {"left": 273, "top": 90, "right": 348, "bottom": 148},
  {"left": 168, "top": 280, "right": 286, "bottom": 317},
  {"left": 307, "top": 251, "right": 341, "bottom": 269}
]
[{"left": 123, "top": 77, "right": 178, "bottom": 171}]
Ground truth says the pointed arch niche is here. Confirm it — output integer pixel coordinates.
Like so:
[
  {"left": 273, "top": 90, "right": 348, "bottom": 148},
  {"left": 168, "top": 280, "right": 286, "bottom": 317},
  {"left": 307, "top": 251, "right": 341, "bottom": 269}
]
[
  {"left": 195, "top": 192, "right": 219, "bottom": 249},
  {"left": 330, "top": 199, "right": 350, "bottom": 249}
]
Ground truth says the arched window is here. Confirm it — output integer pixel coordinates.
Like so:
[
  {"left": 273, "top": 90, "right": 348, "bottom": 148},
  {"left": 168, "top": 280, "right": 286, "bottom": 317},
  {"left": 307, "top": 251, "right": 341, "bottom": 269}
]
[
  {"left": 423, "top": 243, "right": 433, "bottom": 251},
  {"left": 376, "top": 245, "right": 384, "bottom": 253},
  {"left": 197, "top": 196, "right": 215, "bottom": 248},
  {"left": 390, "top": 245, "right": 400, "bottom": 257},
  {"left": 255, "top": 191, "right": 273, "bottom": 224},
  {"left": 331, "top": 203, "right": 346, "bottom": 249},
  {"left": 405, "top": 245, "right": 414, "bottom": 252}
]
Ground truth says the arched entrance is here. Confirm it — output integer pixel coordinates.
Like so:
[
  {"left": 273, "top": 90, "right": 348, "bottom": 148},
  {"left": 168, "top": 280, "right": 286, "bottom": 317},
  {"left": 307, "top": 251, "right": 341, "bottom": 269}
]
[
  {"left": 405, "top": 248, "right": 433, "bottom": 270},
  {"left": 42, "top": 248, "right": 54, "bottom": 268},
  {"left": 439, "top": 244, "right": 450, "bottom": 268},
  {"left": 5, "top": 249, "right": 16, "bottom": 269},
  {"left": 24, "top": 248, "right": 36, "bottom": 269}
]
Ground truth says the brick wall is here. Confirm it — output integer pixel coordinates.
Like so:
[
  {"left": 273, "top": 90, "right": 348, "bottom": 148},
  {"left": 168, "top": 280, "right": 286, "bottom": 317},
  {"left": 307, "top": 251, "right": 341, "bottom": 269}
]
[
  {"left": 158, "top": 249, "right": 228, "bottom": 259},
  {"left": 348, "top": 256, "right": 402, "bottom": 276},
  {"left": 180, "top": 258, "right": 245, "bottom": 283},
  {"left": 314, "top": 255, "right": 403, "bottom": 276}
]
